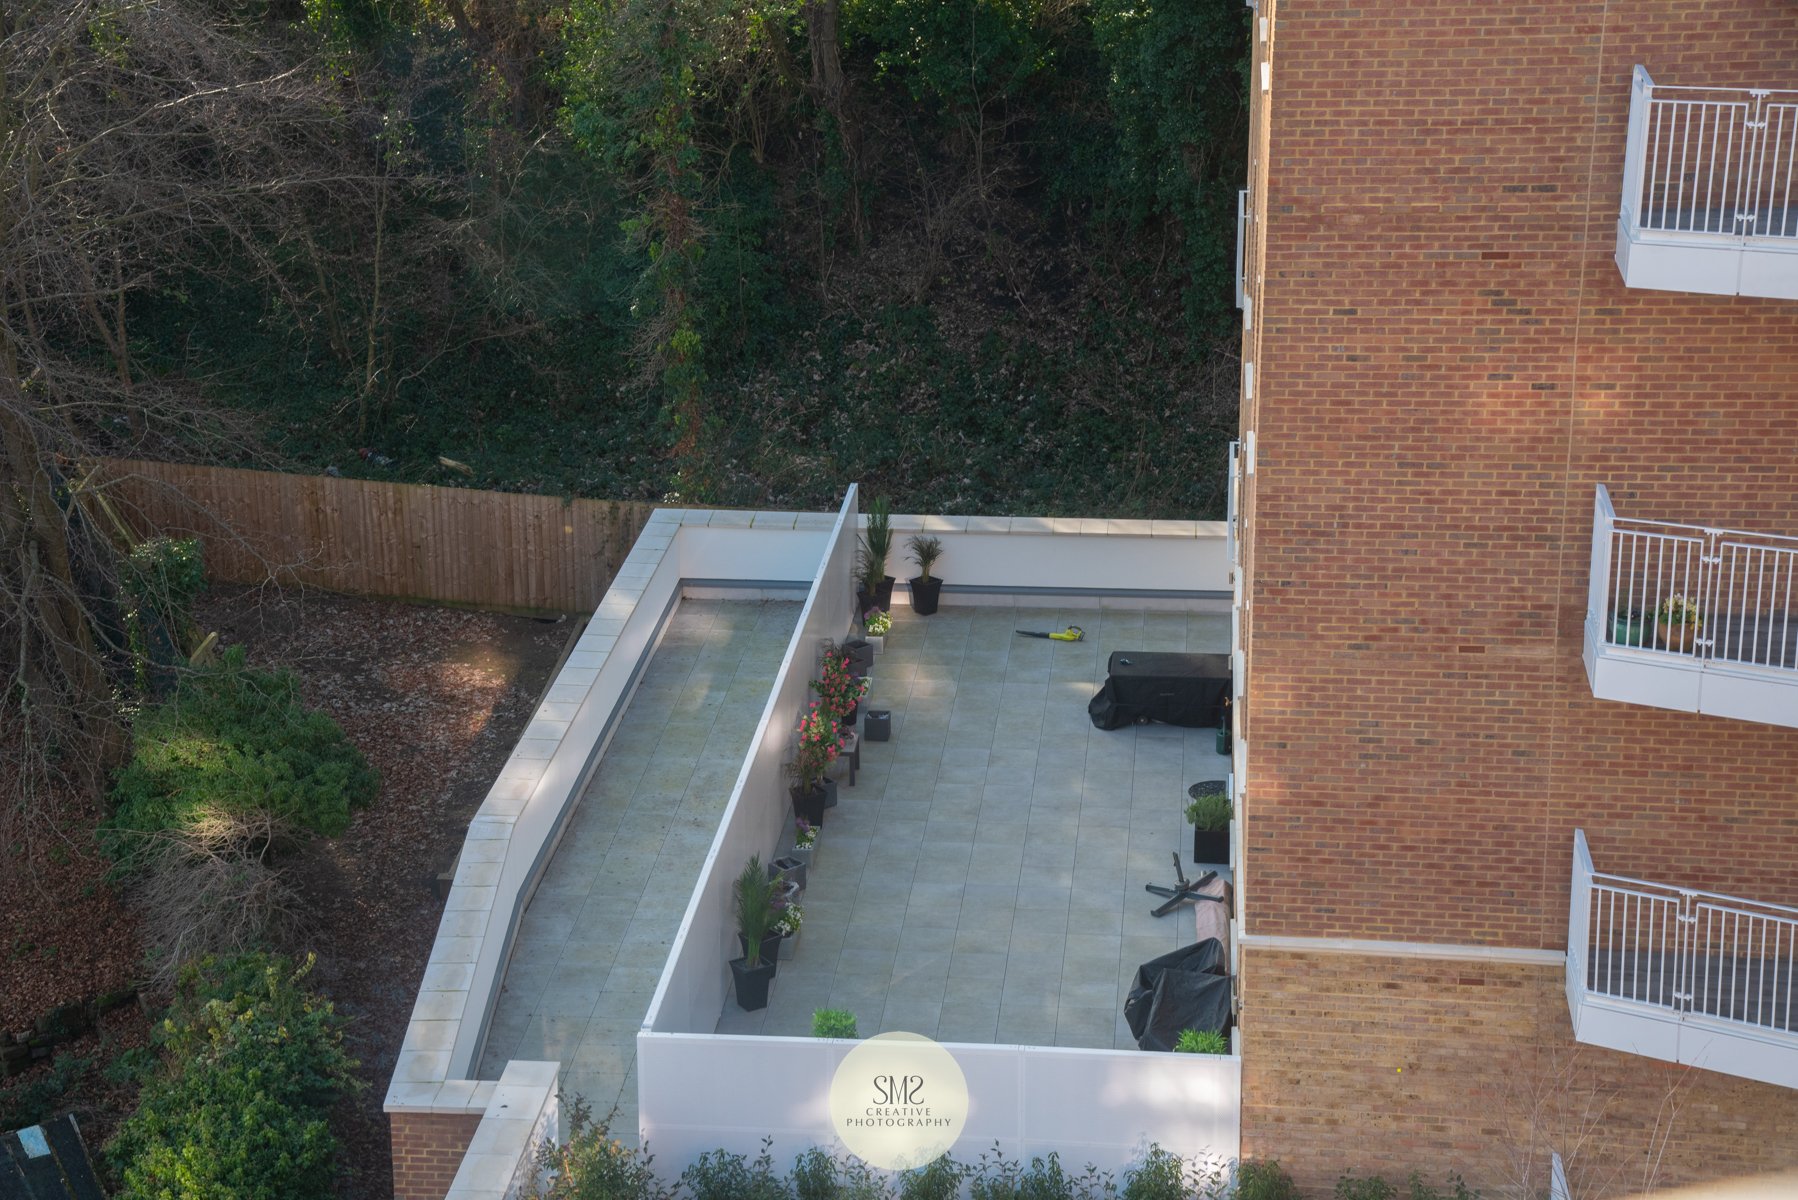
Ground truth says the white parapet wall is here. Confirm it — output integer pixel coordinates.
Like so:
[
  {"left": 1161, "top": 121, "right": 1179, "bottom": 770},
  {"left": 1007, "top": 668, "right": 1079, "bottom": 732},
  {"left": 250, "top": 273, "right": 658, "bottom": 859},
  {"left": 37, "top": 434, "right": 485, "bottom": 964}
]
[
  {"left": 637, "top": 1033, "right": 1241, "bottom": 1177},
  {"left": 887, "top": 514, "right": 1226, "bottom": 604}
]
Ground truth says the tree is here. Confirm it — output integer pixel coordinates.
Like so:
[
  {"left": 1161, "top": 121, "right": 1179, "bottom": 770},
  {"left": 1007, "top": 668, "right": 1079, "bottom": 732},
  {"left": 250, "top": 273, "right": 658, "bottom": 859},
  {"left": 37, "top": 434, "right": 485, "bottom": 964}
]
[{"left": 0, "top": 0, "right": 377, "bottom": 835}]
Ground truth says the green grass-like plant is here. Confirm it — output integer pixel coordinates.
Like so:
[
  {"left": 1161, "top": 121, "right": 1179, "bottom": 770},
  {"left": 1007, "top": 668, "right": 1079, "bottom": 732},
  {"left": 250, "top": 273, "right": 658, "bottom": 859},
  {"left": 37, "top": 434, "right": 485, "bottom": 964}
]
[
  {"left": 1183, "top": 789, "right": 1232, "bottom": 832},
  {"left": 811, "top": 1008, "right": 858, "bottom": 1039},
  {"left": 1174, "top": 1028, "right": 1229, "bottom": 1055}
]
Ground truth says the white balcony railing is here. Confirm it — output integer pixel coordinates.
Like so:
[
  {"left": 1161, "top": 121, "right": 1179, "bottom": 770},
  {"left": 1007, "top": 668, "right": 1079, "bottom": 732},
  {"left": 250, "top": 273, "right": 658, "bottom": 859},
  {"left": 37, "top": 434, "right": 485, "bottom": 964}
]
[
  {"left": 1615, "top": 66, "right": 1798, "bottom": 298},
  {"left": 1568, "top": 831, "right": 1798, "bottom": 1090},
  {"left": 1235, "top": 188, "right": 1249, "bottom": 310},
  {"left": 1584, "top": 485, "right": 1798, "bottom": 727}
]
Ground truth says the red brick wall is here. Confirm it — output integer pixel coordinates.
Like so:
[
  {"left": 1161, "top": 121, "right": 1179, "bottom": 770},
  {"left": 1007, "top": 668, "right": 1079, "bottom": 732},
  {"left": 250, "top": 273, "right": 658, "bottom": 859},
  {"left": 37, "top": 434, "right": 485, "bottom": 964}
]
[
  {"left": 1240, "top": 948, "right": 1798, "bottom": 1195},
  {"left": 1242, "top": 0, "right": 1798, "bottom": 949},
  {"left": 390, "top": 1112, "right": 481, "bottom": 1200}
]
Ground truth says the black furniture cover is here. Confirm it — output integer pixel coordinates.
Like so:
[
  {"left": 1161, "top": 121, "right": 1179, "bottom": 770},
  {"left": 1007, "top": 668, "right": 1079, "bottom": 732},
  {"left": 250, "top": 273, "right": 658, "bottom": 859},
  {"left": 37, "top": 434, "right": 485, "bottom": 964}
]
[
  {"left": 1088, "top": 651, "right": 1230, "bottom": 730},
  {"left": 1123, "top": 939, "right": 1232, "bottom": 1052}
]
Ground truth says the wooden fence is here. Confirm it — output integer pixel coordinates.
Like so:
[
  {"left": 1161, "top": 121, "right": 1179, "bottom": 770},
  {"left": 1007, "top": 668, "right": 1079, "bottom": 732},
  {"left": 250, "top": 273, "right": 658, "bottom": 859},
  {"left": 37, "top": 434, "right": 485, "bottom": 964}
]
[{"left": 96, "top": 460, "right": 658, "bottom": 613}]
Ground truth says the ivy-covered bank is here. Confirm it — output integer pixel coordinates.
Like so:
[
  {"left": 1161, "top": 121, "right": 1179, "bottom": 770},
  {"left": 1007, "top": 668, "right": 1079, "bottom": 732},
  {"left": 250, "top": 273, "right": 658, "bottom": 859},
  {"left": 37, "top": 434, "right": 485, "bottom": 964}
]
[{"left": 123, "top": 0, "right": 1249, "bottom": 517}]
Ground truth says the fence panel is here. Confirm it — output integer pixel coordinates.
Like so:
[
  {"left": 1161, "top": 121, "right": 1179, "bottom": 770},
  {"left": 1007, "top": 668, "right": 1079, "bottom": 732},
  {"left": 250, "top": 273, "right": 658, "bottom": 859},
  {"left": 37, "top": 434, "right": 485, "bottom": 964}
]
[{"left": 95, "top": 459, "right": 656, "bottom": 612}]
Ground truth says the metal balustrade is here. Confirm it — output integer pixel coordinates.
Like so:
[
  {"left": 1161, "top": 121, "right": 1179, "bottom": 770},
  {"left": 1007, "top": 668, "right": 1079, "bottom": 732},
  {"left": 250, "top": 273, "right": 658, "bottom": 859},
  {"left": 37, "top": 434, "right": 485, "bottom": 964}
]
[
  {"left": 1589, "top": 485, "right": 1798, "bottom": 674},
  {"left": 1623, "top": 67, "right": 1798, "bottom": 243},
  {"left": 1574, "top": 832, "right": 1798, "bottom": 1039}
]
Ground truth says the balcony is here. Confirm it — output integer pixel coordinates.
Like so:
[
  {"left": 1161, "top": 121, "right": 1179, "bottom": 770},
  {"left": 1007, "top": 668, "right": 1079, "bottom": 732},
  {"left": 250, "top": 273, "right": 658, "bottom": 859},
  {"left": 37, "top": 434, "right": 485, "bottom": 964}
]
[
  {"left": 1583, "top": 484, "right": 1798, "bottom": 728},
  {"left": 1568, "top": 831, "right": 1798, "bottom": 1090},
  {"left": 1614, "top": 66, "right": 1798, "bottom": 300}
]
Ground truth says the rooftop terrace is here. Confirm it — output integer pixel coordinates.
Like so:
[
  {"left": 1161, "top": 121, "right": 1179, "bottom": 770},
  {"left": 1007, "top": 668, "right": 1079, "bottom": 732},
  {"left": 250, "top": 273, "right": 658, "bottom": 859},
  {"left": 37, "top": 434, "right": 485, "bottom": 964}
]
[
  {"left": 386, "top": 493, "right": 1241, "bottom": 1196},
  {"left": 717, "top": 604, "right": 1230, "bottom": 1048}
]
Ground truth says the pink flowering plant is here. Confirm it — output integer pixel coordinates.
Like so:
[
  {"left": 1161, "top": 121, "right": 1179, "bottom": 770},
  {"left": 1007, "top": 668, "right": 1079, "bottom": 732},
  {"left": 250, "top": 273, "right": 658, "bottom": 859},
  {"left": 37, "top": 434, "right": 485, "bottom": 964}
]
[
  {"left": 809, "top": 642, "right": 869, "bottom": 722},
  {"left": 786, "top": 702, "right": 840, "bottom": 792}
]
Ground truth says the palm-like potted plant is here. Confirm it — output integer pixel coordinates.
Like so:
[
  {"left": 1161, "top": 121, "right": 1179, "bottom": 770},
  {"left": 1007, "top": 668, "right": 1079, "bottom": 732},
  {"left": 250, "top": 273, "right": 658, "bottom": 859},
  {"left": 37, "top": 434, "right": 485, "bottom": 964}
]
[
  {"left": 1185, "top": 786, "right": 1232, "bottom": 866},
  {"left": 861, "top": 498, "right": 896, "bottom": 611},
  {"left": 1656, "top": 594, "right": 1702, "bottom": 654},
  {"left": 907, "top": 534, "right": 944, "bottom": 615},
  {"left": 786, "top": 702, "right": 840, "bottom": 825},
  {"left": 731, "top": 856, "right": 780, "bottom": 1009}
]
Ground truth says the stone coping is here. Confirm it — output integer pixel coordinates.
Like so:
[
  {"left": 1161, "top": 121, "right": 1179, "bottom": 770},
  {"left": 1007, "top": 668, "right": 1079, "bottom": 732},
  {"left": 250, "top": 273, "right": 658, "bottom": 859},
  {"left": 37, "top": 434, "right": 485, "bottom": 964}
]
[
  {"left": 888, "top": 513, "right": 1223, "bottom": 537},
  {"left": 387, "top": 508, "right": 724, "bottom": 1116},
  {"left": 442, "top": 1059, "right": 560, "bottom": 1200}
]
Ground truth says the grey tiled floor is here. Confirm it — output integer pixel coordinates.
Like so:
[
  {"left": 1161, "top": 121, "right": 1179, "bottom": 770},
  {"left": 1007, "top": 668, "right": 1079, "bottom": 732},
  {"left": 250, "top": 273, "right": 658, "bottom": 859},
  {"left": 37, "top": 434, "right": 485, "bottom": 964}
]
[
  {"left": 477, "top": 599, "right": 802, "bottom": 1130},
  {"left": 716, "top": 604, "right": 1231, "bottom": 1049}
]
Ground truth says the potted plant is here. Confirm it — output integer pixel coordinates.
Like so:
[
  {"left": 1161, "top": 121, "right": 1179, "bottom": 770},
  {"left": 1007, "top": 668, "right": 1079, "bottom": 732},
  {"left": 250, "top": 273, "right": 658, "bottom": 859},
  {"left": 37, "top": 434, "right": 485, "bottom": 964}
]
[
  {"left": 865, "top": 609, "right": 891, "bottom": 653},
  {"left": 1656, "top": 594, "right": 1702, "bottom": 653},
  {"left": 774, "top": 901, "right": 803, "bottom": 960},
  {"left": 1185, "top": 786, "right": 1232, "bottom": 866},
  {"left": 770, "top": 853, "right": 807, "bottom": 892},
  {"left": 842, "top": 636, "right": 875, "bottom": 674},
  {"left": 1174, "top": 1028, "right": 1229, "bottom": 1054},
  {"left": 811, "top": 642, "right": 869, "bottom": 729},
  {"left": 862, "top": 498, "right": 896, "bottom": 610},
  {"left": 786, "top": 702, "right": 840, "bottom": 825},
  {"left": 812, "top": 1008, "right": 858, "bottom": 1039},
  {"left": 731, "top": 856, "right": 779, "bottom": 1009},
  {"left": 790, "top": 818, "right": 819, "bottom": 873},
  {"left": 907, "top": 534, "right": 945, "bottom": 615}
]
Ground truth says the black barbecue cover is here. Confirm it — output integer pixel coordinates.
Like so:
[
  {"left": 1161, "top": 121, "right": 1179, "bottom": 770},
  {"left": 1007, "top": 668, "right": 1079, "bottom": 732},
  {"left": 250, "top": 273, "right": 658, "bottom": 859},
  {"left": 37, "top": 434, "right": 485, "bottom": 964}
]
[
  {"left": 1123, "top": 939, "right": 1232, "bottom": 1052},
  {"left": 1086, "top": 681, "right": 1128, "bottom": 730}
]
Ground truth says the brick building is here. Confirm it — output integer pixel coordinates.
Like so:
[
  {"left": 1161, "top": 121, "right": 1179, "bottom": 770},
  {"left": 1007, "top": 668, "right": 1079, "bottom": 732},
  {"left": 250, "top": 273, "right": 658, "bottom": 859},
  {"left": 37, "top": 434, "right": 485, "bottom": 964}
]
[{"left": 1231, "top": 1, "right": 1798, "bottom": 1193}]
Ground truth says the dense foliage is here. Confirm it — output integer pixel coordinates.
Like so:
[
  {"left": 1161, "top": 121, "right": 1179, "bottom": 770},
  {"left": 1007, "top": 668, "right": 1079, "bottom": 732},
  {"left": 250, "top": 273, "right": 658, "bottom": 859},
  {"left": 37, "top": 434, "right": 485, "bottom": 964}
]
[
  {"left": 113, "top": 0, "right": 1246, "bottom": 516},
  {"left": 106, "top": 953, "right": 359, "bottom": 1200},
  {"left": 532, "top": 1114, "right": 1245, "bottom": 1200},
  {"left": 104, "top": 648, "right": 379, "bottom": 848}
]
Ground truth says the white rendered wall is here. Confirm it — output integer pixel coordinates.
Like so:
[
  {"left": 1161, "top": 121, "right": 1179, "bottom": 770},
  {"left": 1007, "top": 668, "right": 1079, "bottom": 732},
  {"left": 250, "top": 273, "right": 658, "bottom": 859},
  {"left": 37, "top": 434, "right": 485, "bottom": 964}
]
[
  {"left": 885, "top": 515, "right": 1226, "bottom": 600},
  {"left": 636, "top": 1033, "right": 1240, "bottom": 1176},
  {"left": 642, "top": 489, "right": 862, "bottom": 1036}
]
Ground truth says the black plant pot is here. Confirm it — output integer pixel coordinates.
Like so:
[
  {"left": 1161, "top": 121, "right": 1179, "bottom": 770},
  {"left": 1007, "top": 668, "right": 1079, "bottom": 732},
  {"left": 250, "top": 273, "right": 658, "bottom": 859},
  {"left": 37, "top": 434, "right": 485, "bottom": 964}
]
[
  {"left": 840, "top": 700, "right": 859, "bottom": 728},
  {"left": 856, "top": 587, "right": 873, "bottom": 617},
  {"left": 875, "top": 576, "right": 896, "bottom": 610},
  {"left": 844, "top": 640, "right": 874, "bottom": 673},
  {"left": 730, "top": 956, "right": 777, "bottom": 1011},
  {"left": 791, "top": 783, "right": 828, "bottom": 827},
  {"left": 823, "top": 776, "right": 839, "bottom": 808},
  {"left": 770, "top": 855, "right": 808, "bottom": 891},
  {"left": 738, "top": 932, "right": 783, "bottom": 976},
  {"left": 864, "top": 710, "right": 892, "bottom": 742},
  {"left": 1192, "top": 826, "right": 1229, "bottom": 867},
  {"left": 909, "top": 576, "right": 943, "bottom": 615}
]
